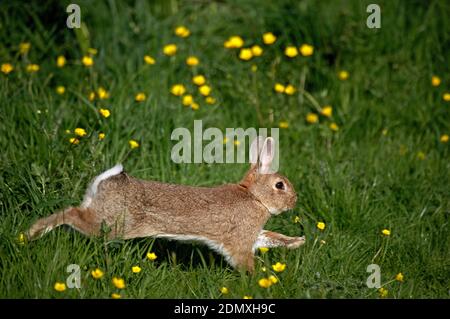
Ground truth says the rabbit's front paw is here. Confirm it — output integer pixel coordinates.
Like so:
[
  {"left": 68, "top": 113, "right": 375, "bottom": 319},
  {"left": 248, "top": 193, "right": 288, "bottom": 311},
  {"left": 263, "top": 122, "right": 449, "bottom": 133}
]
[{"left": 287, "top": 236, "right": 306, "bottom": 249}]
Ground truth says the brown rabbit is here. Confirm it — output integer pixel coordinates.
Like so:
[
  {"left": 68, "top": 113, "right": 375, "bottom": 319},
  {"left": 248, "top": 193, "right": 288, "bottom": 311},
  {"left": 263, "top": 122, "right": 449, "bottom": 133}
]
[{"left": 27, "top": 136, "right": 305, "bottom": 271}]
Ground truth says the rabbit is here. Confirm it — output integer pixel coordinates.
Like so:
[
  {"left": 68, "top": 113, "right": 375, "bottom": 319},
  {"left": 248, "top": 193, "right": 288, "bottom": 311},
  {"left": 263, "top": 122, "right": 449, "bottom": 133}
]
[{"left": 27, "top": 136, "right": 305, "bottom": 272}]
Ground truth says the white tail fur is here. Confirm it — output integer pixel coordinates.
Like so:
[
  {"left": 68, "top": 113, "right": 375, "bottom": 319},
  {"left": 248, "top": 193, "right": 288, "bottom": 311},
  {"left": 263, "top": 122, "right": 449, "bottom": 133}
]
[{"left": 81, "top": 164, "right": 123, "bottom": 208}]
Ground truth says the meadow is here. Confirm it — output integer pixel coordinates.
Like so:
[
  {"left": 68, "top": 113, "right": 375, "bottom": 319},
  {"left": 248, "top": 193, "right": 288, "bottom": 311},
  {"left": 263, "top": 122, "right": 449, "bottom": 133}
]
[{"left": 0, "top": 0, "right": 449, "bottom": 298}]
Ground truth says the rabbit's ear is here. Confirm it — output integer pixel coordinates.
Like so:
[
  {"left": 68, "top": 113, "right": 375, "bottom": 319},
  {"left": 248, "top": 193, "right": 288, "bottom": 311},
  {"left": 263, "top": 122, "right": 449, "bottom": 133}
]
[
  {"left": 259, "top": 137, "right": 275, "bottom": 174},
  {"left": 249, "top": 136, "right": 265, "bottom": 167}
]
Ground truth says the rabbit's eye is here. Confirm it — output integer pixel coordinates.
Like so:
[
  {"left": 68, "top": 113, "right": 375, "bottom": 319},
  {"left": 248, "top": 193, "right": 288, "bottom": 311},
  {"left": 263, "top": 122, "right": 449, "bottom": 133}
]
[{"left": 275, "top": 181, "right": 284, "bottom": 190}]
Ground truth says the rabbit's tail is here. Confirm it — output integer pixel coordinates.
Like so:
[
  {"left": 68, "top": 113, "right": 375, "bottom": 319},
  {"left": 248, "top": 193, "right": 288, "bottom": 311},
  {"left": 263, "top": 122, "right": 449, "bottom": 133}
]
[{"left": 81, "top": 164, "right": 123, "bottom": 208}]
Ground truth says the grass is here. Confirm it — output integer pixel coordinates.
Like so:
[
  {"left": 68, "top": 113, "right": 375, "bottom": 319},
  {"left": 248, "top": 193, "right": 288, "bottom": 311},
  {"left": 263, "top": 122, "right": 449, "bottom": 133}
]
[{"left": 0, "top": 0, "right": 449, "bottom": 298}]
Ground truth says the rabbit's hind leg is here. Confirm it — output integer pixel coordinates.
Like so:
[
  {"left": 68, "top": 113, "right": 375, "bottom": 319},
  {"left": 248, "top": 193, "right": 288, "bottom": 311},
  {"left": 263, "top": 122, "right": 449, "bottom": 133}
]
[{"left": 253, "top": 230, "right": 305, "bottom": 250}]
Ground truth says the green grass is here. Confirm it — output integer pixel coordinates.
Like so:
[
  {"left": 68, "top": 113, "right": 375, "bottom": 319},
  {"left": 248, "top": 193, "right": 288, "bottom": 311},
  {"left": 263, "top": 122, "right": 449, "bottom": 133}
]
[{"left": 0, "top": 0, "right": 449, "bottom": 298}]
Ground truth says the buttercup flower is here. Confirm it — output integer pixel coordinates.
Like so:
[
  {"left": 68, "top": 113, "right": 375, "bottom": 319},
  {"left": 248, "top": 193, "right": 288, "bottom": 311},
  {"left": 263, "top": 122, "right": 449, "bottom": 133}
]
[
  {"left": 26, "top": 64, "right": 39, "bottom": 73},
  {"left": 1, "top": 63, "right": 13, "bottom": 74},
  {"left": 284, "top": 46, "right": 298, "bottom": 58},
  {"left": 224, "top": 36, "right": 244, "bottom": 49},
  {"left": 261, "top": 267, "right": 267, "bottom": 272},
  {"left": 97, "top": 87, "right": 109, "bottom": 99},
  {"left": 132, "top": 266, "right": 142, "bottom": 273},
  {"left": 99, "top": 108, "right": 111, "bottom": 118},
  {"left": 262, "top": 32, "right": 276, "bottom": 45},
  {"left": 243, "top": 296, "right": 253, "bottom": 299},
  {"left": 440, "top": 134, "right": 449, "bottom": 143},
  {"left": 175, "top": 26, "right": 190, "bottom": 38},
  {"left": 135, "top": 93, "right": 146, "bottom": 102},
  {"left": 272, "top": 262, "right": 286, "bottom": 273},
  {"left": 193, "top": 75, "right": 206, "bottom": 86},
  {"left": 258, "top": 247, "right": 269, "bottom": 253},
  {"left": 74, "top": 128, "right": 87, "bottom": 137},
  {"left": 306, "top": 113, "right": 319, "bottom": 124},
  {"left": 186, "top": 56, "right": 199, "bottom": 66},
  {"left": 144, "top": 55, "right": 155, "bottom": 65},
  {"left": 395, "top": 272, "right": 404, "bottom": 282},
  {"left": 18, "top": 233, "right": 26, "bottom": 244},
  {"left": 317, "top": 222, "right": 326, "bottom": 230},
  {"left": 56, "top": 55, "right": 66, "bottom": 68},
  {"left": 239, "top": 48, "right": 253, "bottom": 61},
  {"left": 191, "top": 102, "right": 200, "bottom": 110},
  {"left": 321, "top": 106, "right": 332, "bottom": 117},
  {"left": 112, "top": 277, "right": 125, "bottom": 289},
  {"left": 199, "top": 85, "right": 211, "bottom": 96},
  {"left": 129, "top": 140, "right": 139, "bottom": 149},
  {"left": 338, "top": 70, "right": 349, "bottom": 80},
  {"left": 274, "top": 83, "right": 285, "bottom": 93},
  {"left": 329, "top": 123, "right": 339, "bottom": 132},
  {"left": 431, "top": 75, "right": 441, "bottom": 87},
  {"left": 88, "top": 92, "right": 96, "bottom": 101},
  {"left": 111, "top": 293, "right": 121, "bottom": 299},
  {"left": 56, "top": 86, "right": 65, "bottom": 95},
  {"left": 98, "top": 133, "right": 105, "bottom": 140},
  {"left": 171, "top": 84, "right": 186, "bottom": 96},
  {"left": 19, "top": 42, "right": 31, "bottom": 54},
  {"left": 294, "top": 216, "right": 301, "bottom": 223},
  {"left": 258, "top": 278, "right": 272, "bottom": 288},
  {"left": 69, "top": 138, "right": 79, "bottom": 145},
  {"left": 91, "top": 268, "right": 104, "bottom": 279},
  {"left": 82, "top": 56, "right": 94, "bottom": 67},
  {"left": 378, "top": 287, "right": 388, "bottom": 298},
  {"left": 443, "top": 93, "right": 450, "bottom": 101},
  {"left": 163, "top": 44, "right": 177, "bottom": 56},
  {"left": 220, "top": 287, "right": 229, "bottom": 294},
  {"left": 381, "top": 229, "right": 391, "bottom": 236},
  {"left": 299, "top": 44, "right": 314, "bottom": 56},
  {"left": 205, "top": 97, "right": 216, "bottom": 104},
  {"left": 279, "top": 121, "right": 289, "bottom": 129},
  {"left": 54, "top": 282, "right": 66, "bottom": 292},
  {"left": 251, "top": 45, "right": 263, "bottom": 56},
  {"left": 268, "top": 275, "right": 278, "bottom": 284},
  {"left": 182, "top": 94, "right": 194, "bottom": 106},
  {"left": 284, "top": 84, "right": 295, "bottom": 95},
  {"left": 147, "top": 252, "right": 157, "bottom": 261}
]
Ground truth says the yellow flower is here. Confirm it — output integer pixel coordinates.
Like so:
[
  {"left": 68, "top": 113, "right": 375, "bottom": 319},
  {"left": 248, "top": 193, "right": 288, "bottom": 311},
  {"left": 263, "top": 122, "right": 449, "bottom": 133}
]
[
  {"left": 381, "top": 229, "right": 391, "bottom": 236},
  {"left": 299, "top": 44, "right": 314, "bottom": 56},
  {"left": 144, "top": 55, "right": 156, "bottom": 65},
  {"left": 135, "top": 92, "right": 146, "bottom": 102},
  {"left": 26, "top": 64, "right": 40, "bottom": 73},
  {"left": 294, "top": 216, "right": 301, "bottom": 223},
  {"left": 99, "top": 108, "right": 111, "bottom": 118},
  {"left": 56, "top": 55, "right": 66, "bottom": 68},
  {"left": 199, "top": 85, "right": 211, "bottom": 96},
  {"left": 220, "top": 287, "right": 229, "bottom": 294},
  {"left": 378, "top": 287, "right": 388, "bottom": 298},
  {"left": 320, "top": 240, "right": 326, "bottom": 245},
  {"left": 69, "top": 138, "right": 79, "bottom": 145},
  {"left": 193, "top": 75, "right": 206, "bottom": 86},
  {"left": 274, "top": 83, "right": 285, "bottom": 93},
  {"left": 91, "top": 268, "right": 104, "bottom": 279},
  {"left": 163, "top": 44, "right": 177, "bottom": 56},
  {"left": 317, "top": 221, "right": 326, "bottom": 230},
  {"left": 443, "top": 93, "right": 450, "bottom": 101},
  {"left": 306, "top": 113, "right": 319, "bottom": 124},
  {"left": 19, "top": 42, "right": 31, "bottom": 54},
  {"left": 251, "top": 64, "right": 258, "bottom": 72},
  {"left": 74, "top": 128, "right": 87, "bottom": 137},
  {"left": 284, "top": 46, "right": 298, "bottom": 58},
  {"left": 251, "top": 45, "right": 263, "bottom": 57},
  {"left": 191, "top": 102, "right": 200, "bottom": 110},
  {"left": 82, "top": 56, "right": 94, "bottom": 67},
  {"left": 243, "top": 296, "right": 253, "bottom": 299},
  {"left": 175, "top": 26, "right": 190, "bottom": 38},
  {"left": 53, "top": 282, "right": 66, "bottom": 292},
  {"left": 18, "top": 233, "right": 26, "bottom": 244},
  {"left": 239, "top": 48, "right": 253, "bottom": 61},
  {"left": 56, "top": 86, "right": 65, "bottom": 95},
  {"left": 262, "top": 32, "right": 276, "bottom": 45},
  {"left": 261, "top": 267, "right": 267, "bottom": 272},
  {"left": 88, "top": 91, "right": 96, "bottom": 101},
  {"left": 224, "top": 36, "right": 244, "bottom": 49},
  {"left": 129, "top": 140, "right": 139, "bottom": 149},
  {"left": 258, "top": 247, "right": 269, "bottom": 253},
  {"left": 272, "top": 262, "right": 286, "bottom": 273},
  {"left": 1, "top": 63, "right": 13, "bottom": 74},
  {"left": 88, "top": 48, "right": 98, "bottom": 55},
  {"left": 147, "top": 252, "right": 157, "bottom": 261},
  {"left": 417, "top": 151, "right": 426, "bottom": 160},
  {"left": 431, "top": 75, "right": 441, "bottom": 87},
  {"left": 98, "top": 133, "right": 105, "bottom": 140},
  {"left": 205, "top": 96, "right": 216, "bottom": 104},
  {"left": 182, "top": 94, "right": 194, "bottom": 106},
  {"left": 284, "top": 84, "right": 295, "bottom": 95},
  {"left": 329, "top": 123, "right": 339, "bottom": 132},
  {"left": 111, "top": 293, "right": 121, "bottom": 299},
  {"left": 321, "top": 105, "right": 332, "bottom": 117},
  {"left": 440, "top": 134, "right": 449, "bottom": 143},
  {"left": 171, "top": 84, "right": 187, "bottom": 96},
  {"left": 112, "top": 277, "right": 125, "bottom": 289},
  {"left": 186, "top": 56, "right": 199, "bottom": 66},
  {"left": 97, "top": 87, "right": 109, "bottom": 99},
  {"left": 395, "top": 272, "right": 404, "bottom": 282},
  {"left": 338, "top": 70, "right": 349, "bottom": 81},
  {"left": 268, "top": 275, "right": 278, "bottom": 284},
  {"left": 132, "top": 266, "right": 142, "bottom": 273},
  {"left": 279, "top": 121, "right": 289, "bottom": 129},
  {"left": 258, "top": 278, "right": 272, "bottom": 288},
  {"left": 234, "top": 140, "right": 241, "bottom": 146}
]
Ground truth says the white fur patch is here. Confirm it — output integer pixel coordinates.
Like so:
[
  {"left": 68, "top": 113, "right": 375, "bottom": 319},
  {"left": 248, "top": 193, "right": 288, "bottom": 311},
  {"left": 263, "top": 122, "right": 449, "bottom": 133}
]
[
  {"left": 81, "top": 164, "right": 123, "bottom": 208},
  {"left": 252, "top": 230, "right": 276, "bottom": 251},
  {"left": 155, "top": 234, "right": 236, "bottom": 267}
]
